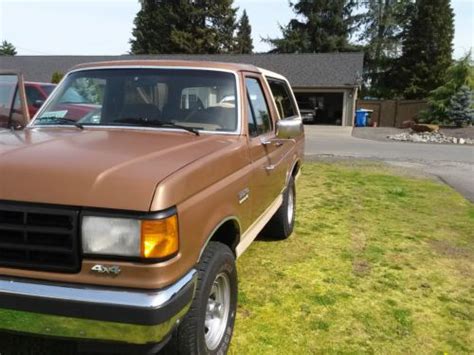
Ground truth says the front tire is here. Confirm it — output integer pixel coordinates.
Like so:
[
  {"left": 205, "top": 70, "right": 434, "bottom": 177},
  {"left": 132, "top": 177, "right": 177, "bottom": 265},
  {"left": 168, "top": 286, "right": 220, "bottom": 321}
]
[{"left": 176, "top": 242, "right": 237, "bottom": 355}]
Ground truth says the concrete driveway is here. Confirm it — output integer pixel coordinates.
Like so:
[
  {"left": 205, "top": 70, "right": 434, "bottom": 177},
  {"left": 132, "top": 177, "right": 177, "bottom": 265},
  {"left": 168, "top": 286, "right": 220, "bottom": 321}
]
[{"left": 304, "top": 126, "right": 474, "bottom": 202}]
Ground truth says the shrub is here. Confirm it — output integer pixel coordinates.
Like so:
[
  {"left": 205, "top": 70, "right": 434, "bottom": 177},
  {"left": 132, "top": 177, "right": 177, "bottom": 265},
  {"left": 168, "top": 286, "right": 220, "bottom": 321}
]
[
  {"left": 51, "top": 71, "right": 64, "bottom": 84},
  {"left": 422, "top": 53, "right": 474, "bottom": 124},
  {"left": 447, "top": 85, "right": 474, "bottom": 127}
]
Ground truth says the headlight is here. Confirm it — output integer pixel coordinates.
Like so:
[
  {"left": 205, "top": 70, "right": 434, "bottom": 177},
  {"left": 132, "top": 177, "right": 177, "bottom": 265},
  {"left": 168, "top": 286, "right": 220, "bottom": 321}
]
[{"left": 82, "top": 214, "right": 179, "bottom": 259}]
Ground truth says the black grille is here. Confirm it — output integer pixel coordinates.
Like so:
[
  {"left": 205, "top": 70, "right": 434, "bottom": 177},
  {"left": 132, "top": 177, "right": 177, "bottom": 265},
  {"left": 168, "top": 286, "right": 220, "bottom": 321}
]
[{"left": 0, "top": 202, "right": 80, "bottom": 273}]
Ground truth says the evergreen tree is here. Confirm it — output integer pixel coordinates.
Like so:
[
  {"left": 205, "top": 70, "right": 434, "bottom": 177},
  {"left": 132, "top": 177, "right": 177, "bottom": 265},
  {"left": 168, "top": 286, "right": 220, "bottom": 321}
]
[
  {"left": 447, "top": 85, "right": 474, "bottom": 127},
  {"left": 266, "top": 0, "right": 358, "bottom": 53},
  {"left": 0, "top": 40, "right": 17, "bottom": 56},
  {"left": 423, "top": 53, "right": 474, "bottom": 123},
  {"left": 210, "top": 0, "right": 238, "bottom": 53},
  {"left": 397, "top": 0, "right": 454, "bottom": 99},
  {"left": 358, "top": 0, "right": 414, "bottom": 98},
  {"left": 130, "top": 0, "right": 238, "bottom": 54},
  {"left": 235, "top": 10, "right": 253, "bottom": 54}
]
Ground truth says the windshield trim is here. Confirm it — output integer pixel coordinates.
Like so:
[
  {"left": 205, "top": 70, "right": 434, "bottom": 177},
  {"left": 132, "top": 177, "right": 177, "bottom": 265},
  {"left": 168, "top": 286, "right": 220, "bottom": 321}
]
[
  {"left": 26, "top": 124, "right": 237, "bottom": 135},
  {"left": 29, "top": 66, "right": 242, "bottom": 135}
]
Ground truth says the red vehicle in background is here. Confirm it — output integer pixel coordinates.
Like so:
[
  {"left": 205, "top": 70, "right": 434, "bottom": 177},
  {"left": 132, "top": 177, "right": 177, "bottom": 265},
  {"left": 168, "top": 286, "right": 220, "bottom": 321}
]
[
  {"left": 1, "top": 77, "right": 98, "bottom": 129},
  {"left": 24, "top": 82, "right": 56, "bottom": 117}
]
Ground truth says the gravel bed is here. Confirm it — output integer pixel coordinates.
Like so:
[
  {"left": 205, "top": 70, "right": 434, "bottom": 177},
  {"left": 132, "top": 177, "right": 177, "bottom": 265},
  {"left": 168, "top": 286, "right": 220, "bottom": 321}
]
[
  {"left": 353, "top": 127, "right": 474, "bottom": 144},
  {"left": 388, "top": 131, "right": 474, "bottom": 145}
]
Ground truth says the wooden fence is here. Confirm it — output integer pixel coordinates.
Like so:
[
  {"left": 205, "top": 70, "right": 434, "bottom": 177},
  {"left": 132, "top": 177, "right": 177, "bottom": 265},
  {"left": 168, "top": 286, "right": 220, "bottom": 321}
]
[{"left": 356, "top": 99, "right": 428, "bottom": 127}]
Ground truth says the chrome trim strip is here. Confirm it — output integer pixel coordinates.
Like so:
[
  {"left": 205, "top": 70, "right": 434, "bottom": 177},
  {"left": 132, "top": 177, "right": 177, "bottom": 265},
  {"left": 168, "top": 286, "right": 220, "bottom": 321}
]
[
  {"left": 0, "top": 269, "right": 196, "bottom": 310},
  {"left": 29, "top": 66, "right": 242, "bottom": 136},
  {"left": 236, "top": 194, "right": 283, "bottom": 257}
]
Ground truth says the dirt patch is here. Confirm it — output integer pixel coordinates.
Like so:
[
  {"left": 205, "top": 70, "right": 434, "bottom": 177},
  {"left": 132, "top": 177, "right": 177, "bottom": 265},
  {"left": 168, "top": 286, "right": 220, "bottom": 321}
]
[
  {"left": 353, "top": 258, "right": 371, "bottom": 276},
  {"left": 351, "top": 229, "right": 371, "bottom": 276},
  {"left": 430, "top": 240, "right": 472, "bottom": 259}
]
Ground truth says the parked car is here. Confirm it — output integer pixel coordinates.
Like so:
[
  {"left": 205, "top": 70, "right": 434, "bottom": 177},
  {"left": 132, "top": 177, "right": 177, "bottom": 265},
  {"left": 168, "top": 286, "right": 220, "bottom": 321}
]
[
  {"left": 24, "top": 81, "right": 56, "bottom": 117},
  {"left": 0, "top": 61, "right": 304, "bottom": 354},
  {"left": 0, "top": 71, "right": 29, "bottom": 128},
  {"left": 297, "top": 100, "right": 318, "bottom": 124},
  {"left": 0, "top": 77, "right": 55, "bottom": 127}
]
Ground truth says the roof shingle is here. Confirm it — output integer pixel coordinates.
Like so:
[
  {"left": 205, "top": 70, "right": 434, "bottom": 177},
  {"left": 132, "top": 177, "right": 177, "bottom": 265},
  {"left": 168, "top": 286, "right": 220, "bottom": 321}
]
[{"left": 0, "top": 53, "right": 363, "bottom": 88}]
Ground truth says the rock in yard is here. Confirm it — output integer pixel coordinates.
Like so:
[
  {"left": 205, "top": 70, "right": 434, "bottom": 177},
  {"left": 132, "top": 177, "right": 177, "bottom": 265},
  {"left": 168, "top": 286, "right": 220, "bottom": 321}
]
[
  {"left": 412, "top": 124, "right": 440, "bottom": 133},
  {"left": 387, "top": 131, "right": 474, "bottom": 145}
]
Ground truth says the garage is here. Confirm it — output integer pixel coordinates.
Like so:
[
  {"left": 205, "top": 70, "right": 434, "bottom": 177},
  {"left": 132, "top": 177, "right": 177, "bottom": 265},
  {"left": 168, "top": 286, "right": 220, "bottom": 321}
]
[{"left": 295, "top": 92, "right": 344, "bottom": 125}]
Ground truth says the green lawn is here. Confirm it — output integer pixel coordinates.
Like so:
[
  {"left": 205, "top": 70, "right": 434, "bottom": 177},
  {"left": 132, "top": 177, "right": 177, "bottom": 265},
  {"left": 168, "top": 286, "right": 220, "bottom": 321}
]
[{"left": 231, "top": 162, "right": 473, "bottom": 354}]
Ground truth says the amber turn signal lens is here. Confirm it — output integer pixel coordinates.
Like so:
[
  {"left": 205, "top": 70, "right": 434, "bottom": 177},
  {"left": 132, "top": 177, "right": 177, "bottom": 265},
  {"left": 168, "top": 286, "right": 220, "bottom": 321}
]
[{"left": 141, "top": 215, "right": 179, "bottom": 259}]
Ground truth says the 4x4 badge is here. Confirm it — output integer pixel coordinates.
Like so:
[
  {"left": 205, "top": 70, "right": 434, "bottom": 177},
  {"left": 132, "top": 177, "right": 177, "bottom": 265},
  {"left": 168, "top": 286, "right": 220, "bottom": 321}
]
[{"left": 91, "top": 264, "right": 121, "bottom": 276}]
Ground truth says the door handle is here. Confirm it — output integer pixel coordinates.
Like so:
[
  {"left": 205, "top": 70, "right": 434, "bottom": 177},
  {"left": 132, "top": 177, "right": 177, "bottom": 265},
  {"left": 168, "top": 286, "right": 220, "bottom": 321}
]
[{"left": 260, "top": 137, "right": 284, "bottom": 147}]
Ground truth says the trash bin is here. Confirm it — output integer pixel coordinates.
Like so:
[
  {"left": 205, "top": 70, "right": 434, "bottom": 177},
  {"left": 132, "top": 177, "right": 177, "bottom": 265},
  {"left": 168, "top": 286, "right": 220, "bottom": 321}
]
[{"left": 355, "top": 109, "right": 373, "bottom": 127}]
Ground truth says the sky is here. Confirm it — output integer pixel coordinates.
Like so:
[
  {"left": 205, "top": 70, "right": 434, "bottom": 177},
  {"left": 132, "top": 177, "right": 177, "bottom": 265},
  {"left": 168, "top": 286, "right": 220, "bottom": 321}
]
[{"left": 0, "top": 0, "right": 473, "bottom": 58}]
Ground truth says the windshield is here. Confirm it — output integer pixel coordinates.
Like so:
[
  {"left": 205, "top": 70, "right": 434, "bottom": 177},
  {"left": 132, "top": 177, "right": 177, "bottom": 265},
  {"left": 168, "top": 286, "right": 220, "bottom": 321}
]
[{"left": 33, "top": 68, "right": 239, "bottom": 133}]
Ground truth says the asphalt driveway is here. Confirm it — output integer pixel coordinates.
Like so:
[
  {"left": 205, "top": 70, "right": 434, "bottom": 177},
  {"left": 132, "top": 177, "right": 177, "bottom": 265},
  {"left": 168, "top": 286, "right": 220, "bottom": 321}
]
[{"left": 304, "top": 126, "right": 474, "bottom": 202}]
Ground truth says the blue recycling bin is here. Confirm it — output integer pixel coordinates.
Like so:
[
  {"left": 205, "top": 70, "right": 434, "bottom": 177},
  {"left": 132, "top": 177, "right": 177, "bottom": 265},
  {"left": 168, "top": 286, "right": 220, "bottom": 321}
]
[{"left": 355, "top": 110, "right": 369, "bottom": 127}]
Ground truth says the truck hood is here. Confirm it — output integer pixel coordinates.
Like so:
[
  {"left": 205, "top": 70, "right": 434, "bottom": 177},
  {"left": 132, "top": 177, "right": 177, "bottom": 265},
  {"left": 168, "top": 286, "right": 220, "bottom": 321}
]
[{"left": 0, "top": 128, "right": 238, "bottom": 211}]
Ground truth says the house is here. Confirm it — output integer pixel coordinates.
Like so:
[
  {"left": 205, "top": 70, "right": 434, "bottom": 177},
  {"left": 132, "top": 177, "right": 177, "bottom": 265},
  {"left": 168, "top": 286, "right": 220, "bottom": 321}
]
[{"left": 0, "top": 53, "right": 364, "bottom": 126}]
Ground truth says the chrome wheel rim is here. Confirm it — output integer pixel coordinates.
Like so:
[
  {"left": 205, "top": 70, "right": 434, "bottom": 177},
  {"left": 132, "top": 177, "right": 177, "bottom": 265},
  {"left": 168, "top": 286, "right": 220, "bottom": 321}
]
[
  {"left": 287, "top": 186, "right": 294, "bottom": 225},
  {"left": 205, "top": 272, "right": 231, "bottom": 350}
]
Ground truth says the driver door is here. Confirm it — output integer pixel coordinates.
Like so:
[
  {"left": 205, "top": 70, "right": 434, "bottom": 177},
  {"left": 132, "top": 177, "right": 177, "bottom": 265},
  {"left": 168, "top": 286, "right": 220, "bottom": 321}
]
[
  {"left": 0, "top": 71, "right": 29, "bottom": 129},
  {"left": 245, "top": 75, "right": 287, "bottom": 220}
]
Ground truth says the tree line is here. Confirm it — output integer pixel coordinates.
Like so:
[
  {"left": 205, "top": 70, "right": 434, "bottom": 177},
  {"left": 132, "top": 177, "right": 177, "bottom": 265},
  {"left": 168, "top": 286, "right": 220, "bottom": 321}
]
[
  {"left": 131, "top": 0, "right": 253, "bottom": 55},
  {"left": 1, "top": 0, "right": 471, "bottom": 123},
  {"left": 129, "top": 0, "right": 466, "bottom": 102}
]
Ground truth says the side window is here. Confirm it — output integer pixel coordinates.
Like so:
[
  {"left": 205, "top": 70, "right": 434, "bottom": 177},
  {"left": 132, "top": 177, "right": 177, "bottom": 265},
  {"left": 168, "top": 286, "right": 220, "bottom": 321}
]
[
  {"left": 267, "top": 78, "right": 297, "bottom": 119},
  {"left": 25, "top": 86, "right": 44, "bottom": 105},
  {"left": 246, "top": 77, "right": 272, "bottom": 136}
]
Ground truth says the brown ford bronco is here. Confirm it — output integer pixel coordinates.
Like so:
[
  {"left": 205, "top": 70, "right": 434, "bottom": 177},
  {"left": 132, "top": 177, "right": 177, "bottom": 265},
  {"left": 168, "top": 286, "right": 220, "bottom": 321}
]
[{"left": 0, "top": 61, "right": 304, "bottom": 354}]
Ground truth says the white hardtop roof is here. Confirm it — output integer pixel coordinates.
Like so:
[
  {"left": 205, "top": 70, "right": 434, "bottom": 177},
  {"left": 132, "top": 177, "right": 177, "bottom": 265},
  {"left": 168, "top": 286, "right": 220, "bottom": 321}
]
[{"left": 258, "top": 67, "right": 287, "bottom": 81}]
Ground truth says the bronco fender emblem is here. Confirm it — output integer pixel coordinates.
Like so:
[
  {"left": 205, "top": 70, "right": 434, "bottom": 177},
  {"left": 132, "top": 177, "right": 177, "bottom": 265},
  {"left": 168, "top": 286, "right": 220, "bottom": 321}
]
[{"left": 91, "top": 264, "right": 121, "bottom": 276}]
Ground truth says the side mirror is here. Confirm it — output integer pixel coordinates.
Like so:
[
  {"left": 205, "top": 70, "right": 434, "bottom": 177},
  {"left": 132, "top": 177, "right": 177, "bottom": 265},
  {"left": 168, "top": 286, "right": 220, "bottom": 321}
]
[
  {"left": 276, "top": 119, "right": 303, "bottom": 139},
  {"left": 33, "top": 100, "right": 45, "bottom": 108}
]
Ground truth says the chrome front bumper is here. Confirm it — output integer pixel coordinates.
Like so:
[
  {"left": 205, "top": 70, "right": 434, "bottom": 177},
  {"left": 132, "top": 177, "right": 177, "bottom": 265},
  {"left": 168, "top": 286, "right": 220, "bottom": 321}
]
[{"left": 0, "top": 270, "right": 197, "bottom": 345}]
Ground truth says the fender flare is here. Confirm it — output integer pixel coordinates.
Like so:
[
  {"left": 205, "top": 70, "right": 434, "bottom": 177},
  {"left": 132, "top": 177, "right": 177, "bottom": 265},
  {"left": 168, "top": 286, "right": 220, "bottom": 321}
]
[{"left": 197, "top": 216, "right": 241, "bottom": 262}]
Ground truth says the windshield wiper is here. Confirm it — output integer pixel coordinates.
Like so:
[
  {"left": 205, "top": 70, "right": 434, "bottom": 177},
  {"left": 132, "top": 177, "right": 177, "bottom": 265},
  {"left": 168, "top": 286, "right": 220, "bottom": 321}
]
[
  {"left": 35, "top": 117, "right": 84, "bottom": 130},
  {"left": 113, "top": 118, "right": 200, "bottom": 136}
]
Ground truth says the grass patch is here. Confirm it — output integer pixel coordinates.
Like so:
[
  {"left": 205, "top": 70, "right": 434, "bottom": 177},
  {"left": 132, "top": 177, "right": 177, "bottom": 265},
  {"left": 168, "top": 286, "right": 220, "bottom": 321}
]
[{"left": 231, "top": 162, "right": 473, "bottom": 354}]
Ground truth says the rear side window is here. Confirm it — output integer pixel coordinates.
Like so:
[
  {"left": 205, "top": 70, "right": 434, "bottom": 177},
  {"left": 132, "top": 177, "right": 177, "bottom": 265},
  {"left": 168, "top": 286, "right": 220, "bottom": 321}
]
[
  {"left": 246, "top": 77, "right": 272, "bottom": 136},
  {"left": 267, "top": 78, "right": 297, "bottom": 119}
]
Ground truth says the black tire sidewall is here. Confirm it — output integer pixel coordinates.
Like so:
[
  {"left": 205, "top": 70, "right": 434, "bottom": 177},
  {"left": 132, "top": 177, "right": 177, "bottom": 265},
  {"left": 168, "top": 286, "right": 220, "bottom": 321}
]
[{"left": 179, "top": 243, "right": 237, "bottom": 355}]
